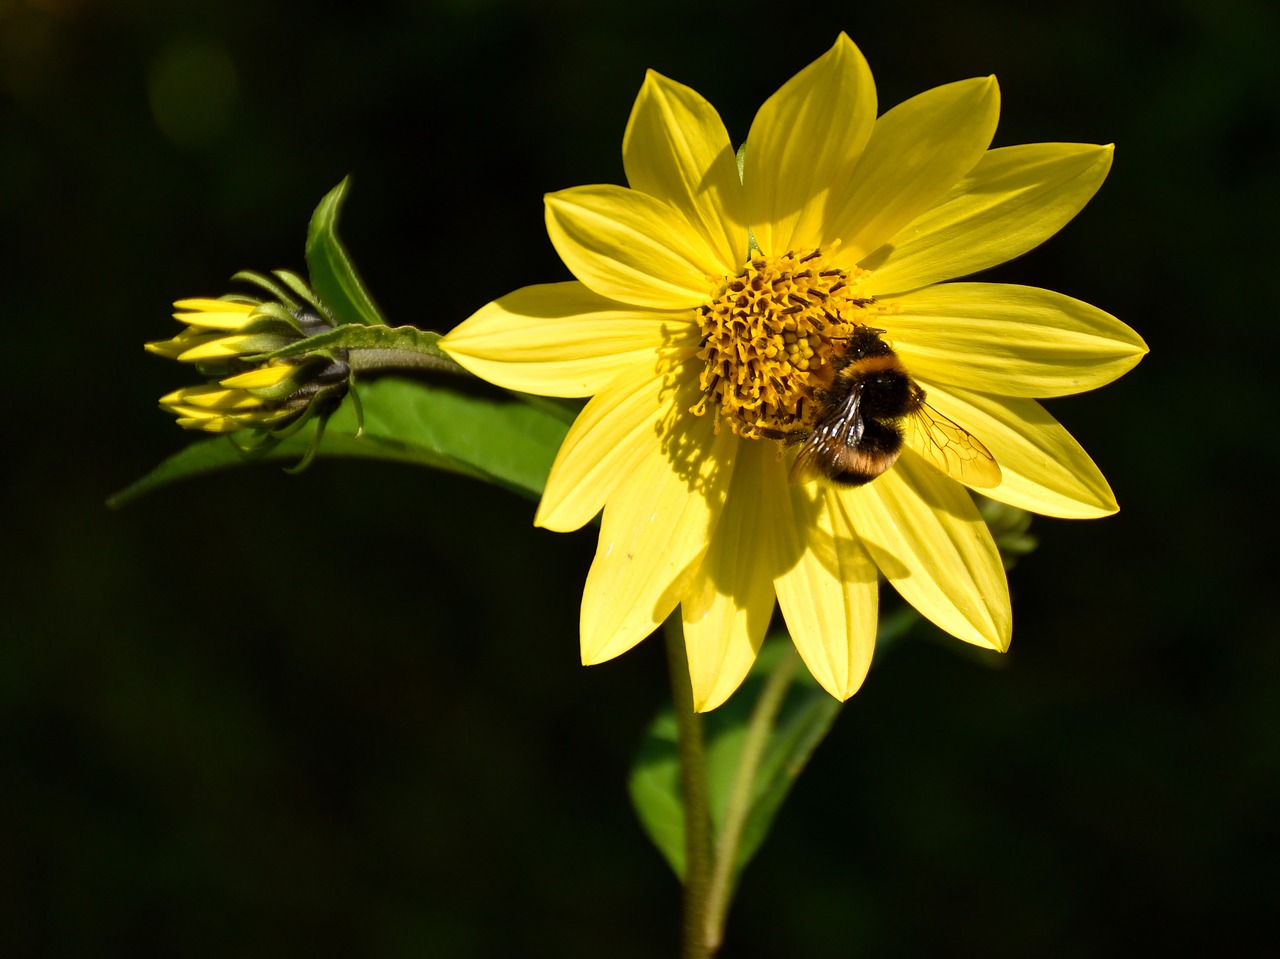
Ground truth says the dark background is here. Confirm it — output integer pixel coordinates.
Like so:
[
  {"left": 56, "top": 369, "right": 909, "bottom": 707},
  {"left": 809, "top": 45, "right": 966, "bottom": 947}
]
[{"left": 2, "top": 0, "right": 1276, "bottom": 955}]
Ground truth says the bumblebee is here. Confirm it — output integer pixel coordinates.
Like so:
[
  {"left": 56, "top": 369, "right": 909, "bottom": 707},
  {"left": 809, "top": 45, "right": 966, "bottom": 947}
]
[{"left": 789, "top": 328, "right": 1001, "bottom": 488}]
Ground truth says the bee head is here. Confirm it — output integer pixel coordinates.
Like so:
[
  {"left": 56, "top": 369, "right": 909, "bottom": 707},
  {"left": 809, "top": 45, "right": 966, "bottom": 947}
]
[{"left": 835, "top": 327, "right": 892, "bottom": 367}]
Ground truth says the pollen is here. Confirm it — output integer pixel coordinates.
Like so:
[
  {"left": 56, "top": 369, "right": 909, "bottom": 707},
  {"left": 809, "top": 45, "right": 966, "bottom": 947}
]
[{"left": 692, "top": 249, "right": 882, "bottom": 439}]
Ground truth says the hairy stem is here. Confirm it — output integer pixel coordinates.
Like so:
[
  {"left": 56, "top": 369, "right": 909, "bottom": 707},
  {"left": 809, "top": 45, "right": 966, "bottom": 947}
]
[{"left": 664, "top": 616, "right": 714, "bottom": 959}]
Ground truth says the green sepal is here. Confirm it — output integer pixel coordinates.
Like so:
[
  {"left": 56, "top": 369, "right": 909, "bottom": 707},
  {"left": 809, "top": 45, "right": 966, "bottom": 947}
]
[
  {"left": 226, "top": 405, "right": 314, "bottom": 457},
  {"left": 271, "top": 270, "right": 324, "bottom": 313},
  {"left": 283, "top": 408, "right": 331, "bottom": 474},
  {"left": 261, "top": 322, "right": 462, "bottom": 370},
  {"left": 229, "top": 270, "right": 322, "bottom": 315},
  {"left": 628, "top": 609, "right": 919, "bottom": 885},
  {"left": 240, "top": 299, "right": 307, "bottom": 334},
  {"left": 305, "top": 177, "right": 388, "bottom": 327},
  {"left": 109, "top": 376, "right": 568, "bottom": 508},
  {"left": 240, "top": 309, "right": 306, "bottom": 337},
  {"left": 231, "top": 332, "right": 296, "bottom": 354}
]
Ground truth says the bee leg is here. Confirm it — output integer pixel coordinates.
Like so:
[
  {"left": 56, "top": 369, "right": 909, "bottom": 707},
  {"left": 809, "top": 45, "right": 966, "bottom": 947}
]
[{"left": 758, "top": 426, "right": 805, "bottom": 446}]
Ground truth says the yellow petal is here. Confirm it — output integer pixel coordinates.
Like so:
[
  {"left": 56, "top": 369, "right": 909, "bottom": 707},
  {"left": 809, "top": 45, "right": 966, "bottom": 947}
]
[
  {"left": 164, "top": 403, "right": 224, "bottom": 419},
  {"left": 887, "top": 283, "right": 1147, "bottom": 397},
  {"left": 845, "top": 454, "right": 1011, "bottom": 650},
  {"left": 160, "top": 385, "right": 262, "bottom": 410},
  {"left": 921, "top": 384, "right": 1119, "bottom": 518},
  {"left": 681, "top": 439, "right": 777, "bottom": 712},
  {"left": 535, "top": 358, "right": 696, "bottom": 532},
  {"left": 144, "top": 338, "right": 187, "bottom": 359},
  {"left": 176, "top": 334, "right": 253, "bottom": 362},
  {"left": 624, "top": 70, "right": 746, "bottom": 273},
  {"left": 172, "top": 307, "right": 258, "bottom": 331},
  {"left": 579, "top": 414, "right": 737, "bottom": 665},
  {"left": 172, "top": 298, "right": 254, "bottom": 314},
  {"left": 148, "top": 330, "right": 226, "bottom": 360},
  {"left": 770, "top": 458, "right": 878, "bottom": 701},
  {"left": 864, "top": 143, "right": 1114, "bottom": 294},
  {"left": 827, "top": 76, "right": 1000, "bottom": 269},
  {"left": 174, "top": 415, "right": 242, "bottom": 433},
  {"left": 743, "top": 32, "right": 877, "bottom": 257},
  {"left": 220, "top": 364, "right": 296, "bottom": 389},
  {"left": 439, "top": 281, "right": 697, "bottom": 397},
  {"left": 545, "top": 186, "right": 723, "bottom": 309}
]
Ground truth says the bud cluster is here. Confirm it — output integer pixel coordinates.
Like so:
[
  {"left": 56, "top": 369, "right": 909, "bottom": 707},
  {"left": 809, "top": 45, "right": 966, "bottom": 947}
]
[{"left": 145, "top": 271, "right": 352, "bottom": 454}]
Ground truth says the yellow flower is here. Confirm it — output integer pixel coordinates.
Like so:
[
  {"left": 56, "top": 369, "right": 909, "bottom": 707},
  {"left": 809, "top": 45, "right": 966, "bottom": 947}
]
[{"left": 438, "top": 34, "right": 1146, "bottom": 710}]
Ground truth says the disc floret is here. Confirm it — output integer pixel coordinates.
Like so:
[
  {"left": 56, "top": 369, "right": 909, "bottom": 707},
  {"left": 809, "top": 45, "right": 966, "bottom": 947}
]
[{"left": 692, "top": 249, "right": 878, "bottom": 439}]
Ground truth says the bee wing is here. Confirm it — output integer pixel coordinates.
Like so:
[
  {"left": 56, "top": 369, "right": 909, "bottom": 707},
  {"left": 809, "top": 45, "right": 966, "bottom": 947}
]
[
  {"left": 789, "top": 385, "right": 865, "bottom": 485},
  {"left": 905, "top": 402, "right": 1002, "bottom": 489}
]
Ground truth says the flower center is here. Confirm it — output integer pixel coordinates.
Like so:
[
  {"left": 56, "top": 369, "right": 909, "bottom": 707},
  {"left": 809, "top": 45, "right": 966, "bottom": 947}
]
[{"left": 692, "top": 249, "right": 882, "bottom": 440}]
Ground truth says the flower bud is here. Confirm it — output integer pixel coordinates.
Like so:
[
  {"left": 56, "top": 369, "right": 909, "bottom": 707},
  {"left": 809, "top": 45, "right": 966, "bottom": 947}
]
[{"left": 146, "top": 271, "right": 353, "bottom": 457}]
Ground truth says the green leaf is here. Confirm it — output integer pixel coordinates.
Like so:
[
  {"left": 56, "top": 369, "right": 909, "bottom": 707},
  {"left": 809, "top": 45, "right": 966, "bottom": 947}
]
[
  {"left": 628, "top": 610, "right": 920, "bottom": 884},
  {"left": 628, "top": 639, "right": 833, "bottom": 882},
  {"left": 305, "top": 177, "right": 388, "bottom": 327},
  {"left": 726, "top": 647, "right": 841, "bottom": 873},
  {"left": 627, "top": 709, "right": 686, "bottom": 875},
  {"left": 110, "top": 377, "right": 569, "bottom": 508}
]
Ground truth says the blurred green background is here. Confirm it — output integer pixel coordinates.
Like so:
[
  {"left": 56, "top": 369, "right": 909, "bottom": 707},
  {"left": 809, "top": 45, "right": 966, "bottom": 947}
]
[{"left": 2, "top": 0, "right": 1276, "bottom": 955}]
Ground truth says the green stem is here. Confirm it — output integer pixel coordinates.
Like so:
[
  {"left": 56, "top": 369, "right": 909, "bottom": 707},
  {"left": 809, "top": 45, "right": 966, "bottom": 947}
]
[
  {"left": 347, "top": 347, "right": 465, "bottom": 374},
  {"left": 702, "top": 643, "right": 800, "bottom": 951},
  {"left": 263, "top": 322, "right": 467, "bottom": 374},
  {"left": 664, "top": 616, "right": 714, "bottom": 959}
]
